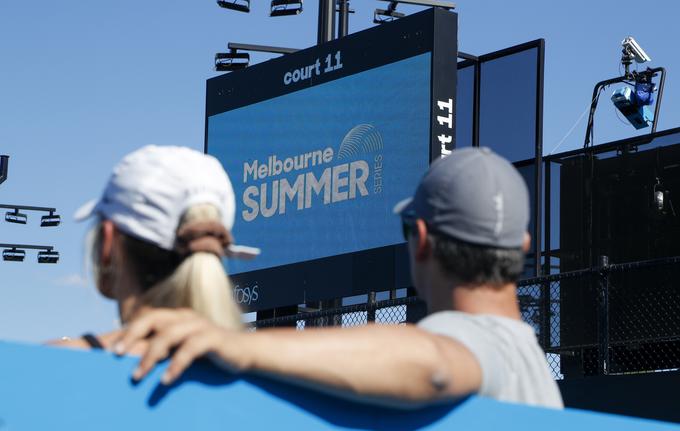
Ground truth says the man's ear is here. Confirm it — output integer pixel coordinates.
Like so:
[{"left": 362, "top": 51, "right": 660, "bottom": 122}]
[
  {"left": 414, "top": 219, "right": 432, "bottom": 261},
  {"left": 100, "top": 220, "right": 117, "bottom": 266},
  {"left": 522, "top": 232, "right": 531, "bottom": 253}
]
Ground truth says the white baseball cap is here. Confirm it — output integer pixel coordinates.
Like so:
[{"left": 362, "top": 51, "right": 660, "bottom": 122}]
[{"left": 74, "top": 145, "right": 260, "bottom": 259}]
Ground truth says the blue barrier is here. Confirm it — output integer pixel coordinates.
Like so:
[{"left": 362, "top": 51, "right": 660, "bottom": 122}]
[{"left": 0, "top": 341, "right": 677, "bottom": 430}]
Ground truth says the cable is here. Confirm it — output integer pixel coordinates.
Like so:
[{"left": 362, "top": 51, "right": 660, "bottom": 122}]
[
  {"left": 550, "top": 85, "right": 612, "bottom": 155},
  {"left": 547, "top": 101, "right": 592, "bottom": 155},
  {"left": 613, "top": 103, "right": 631, "bottom": 126}
]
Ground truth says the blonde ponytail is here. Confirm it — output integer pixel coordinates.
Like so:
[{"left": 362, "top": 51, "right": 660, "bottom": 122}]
[
  {"left": 88, "top": 203, "right": 244, "bottom": 329},
  {"left": 140, "top": 204, "right": 243, "bottom": 329}
]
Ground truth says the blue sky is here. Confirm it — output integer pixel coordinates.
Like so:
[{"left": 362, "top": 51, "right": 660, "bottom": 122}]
[{"left": 1, "top": 1, "right": 679, "bottom": 342}]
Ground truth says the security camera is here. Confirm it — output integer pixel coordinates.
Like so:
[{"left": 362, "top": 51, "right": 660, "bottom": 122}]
[{"left": 622, "top": 36, "right": 651, "bottom": 64}]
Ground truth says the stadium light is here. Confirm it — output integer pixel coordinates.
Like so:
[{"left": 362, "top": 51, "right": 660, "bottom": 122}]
[
  {"left": 217, "top": 0, "right": 250, "bottom": 13},
  {"left": 374, "top": 0, "right": 455, "bottom": 23},
  {"left": 270, "top": 0, "right": 303, "bottom": 17},
  {"left": 0, "top": 243, "right": 60, "bottom": 264},
  {"left": 215, "top": 43, "right": 299, "bottom": 72},
  {"left": 37, "top": 250, "right": 59, "bottom": 264},
  {"left": 40, "top": 211, "right": 61, "bottom": 227},
  {"left": 5, "top": 209, "right": 27, "bottom": 224},
  {"left": 0, "top": 155, "right": 8, "bottom": 185},
  {"left": 215, "top": 50, "right": 250, "bottom": 72},
  {"left": 2, "top": 248, "right": 25, "bottom": 262},
  {"left": 0, "top": 204, "right": 60, "bottom": 225},
  {"left": 374, "top": 2, "right": 404, "bottom": 24},
  {"left": 377, "top": 0, "right": 455, "bottom": 8}
]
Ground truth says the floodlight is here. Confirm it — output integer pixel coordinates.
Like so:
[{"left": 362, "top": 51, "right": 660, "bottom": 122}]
[
  {"left": 37, "top": 250, "right": 59, "bottom": 264},
  {"left": 217, "top": 0, "right": 250, "bottom": 13},
  {"left": 374, "top": 2, "right": 404, "bottom": 24},
  {"left": 3, "top": 248, "right": 25, "bottom": 262},
  {"left": 40, "top": 212, "right": 61, "bottom": 227},
  {"left": 376, "top": 0, "right": 455, "bottom": 10},
  {"left": 215, "top": 51, "right": 250, "bottom": 72},
  {"left": 5, "top": 209, "right": 27, "bottom": 224},
  {"left": 270, "top": 0, "right": 303, "bottom": 17},
  {"left": 0, "top": 155, "right": 8, "bottom": 185}
]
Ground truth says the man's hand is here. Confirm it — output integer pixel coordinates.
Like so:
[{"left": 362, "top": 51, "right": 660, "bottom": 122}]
[{"left": 114, "top": 308, "right": 248, "bottom": 385}]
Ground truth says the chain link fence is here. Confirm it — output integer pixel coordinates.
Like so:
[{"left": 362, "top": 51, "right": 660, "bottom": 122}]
[
  {"left": 519, "top": 256, "right": 680, "bottom": 380},
  {"left": 255, "top": 296, "right": 423, "bottom": 329},
  {"left": 254, "top": 256, "right": 680, "bottom": 381}
]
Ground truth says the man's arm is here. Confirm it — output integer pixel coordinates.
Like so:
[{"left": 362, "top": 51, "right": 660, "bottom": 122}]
[{"left": 116, "top": 309, "right": 482, "bottom": 407}]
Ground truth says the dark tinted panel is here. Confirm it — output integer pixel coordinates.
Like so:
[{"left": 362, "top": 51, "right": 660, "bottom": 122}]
[
  {"left": 479, "top": 48, "right": 538, "bottom": 162},
  {"left": 516, "top": 162, "right": 537, "bottom": 277},
  {"left": 455, "top": 64, "right": 474, "bottom": 148}
]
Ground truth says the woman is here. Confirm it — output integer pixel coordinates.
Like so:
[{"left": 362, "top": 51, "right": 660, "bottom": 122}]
[{"left": 51, "top": 145, "right": 257, "bottom": 350}]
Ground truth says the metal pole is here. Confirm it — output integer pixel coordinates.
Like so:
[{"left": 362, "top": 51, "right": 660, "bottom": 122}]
[
  {"left": 0, "top": 204, "right": 56, "bottom": 212},
  {"left": 534, "top": 39, "right": 545, "bottom": 278},
  {"left": 0, "top": 243, "right": 54, "bottom": 251},
  {"left": 317, "top": 0, "right": 335, "bottom": 44},
  {"left": 544, "top": 160, "right": 552, "bottom": 275},
  {"left": 539, "top": 280, "right": 551, "bottom": 350},
  {"left": 583, "top": 76, "right": 628, "bottom": 148},
  {"left": 597, "top": 255, "right": 610, "bottom": 375},
  {"left": 337, "top": 0, "right": 349, "bottom": 38},
  {"left": 367, "top": 291, "right": 376, "bottom": 322},
  {"left": 227, "top": 42, "right": 299, "bottom": 55},
  {"left": 650, "top": 67, "right": 666, "bottom": 134},
  {"left": 471, "top": 62, "right": 480, "bottom": 148}
]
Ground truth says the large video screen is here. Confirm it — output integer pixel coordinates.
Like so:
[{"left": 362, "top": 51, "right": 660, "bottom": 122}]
[
  {"left": 209, "top": 54, "right": 431, "bottom": 275},
  {"left": 206, "top": 8, "right": 457, "bottom": 311}
]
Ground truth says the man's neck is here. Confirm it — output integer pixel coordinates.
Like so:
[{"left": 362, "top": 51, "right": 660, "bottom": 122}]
[{"left": 449, "top": 282, "right": 522, "bottom": 320}]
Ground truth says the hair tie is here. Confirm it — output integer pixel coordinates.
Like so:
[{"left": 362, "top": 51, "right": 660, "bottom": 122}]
[{"left": 175, "top": 221, "right": 233, "bottom": 257}]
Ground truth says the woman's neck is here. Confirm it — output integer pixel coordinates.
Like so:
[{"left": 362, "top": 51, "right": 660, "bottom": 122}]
[{"left": 114, "top": 268, "right": 148, "bottom": 325}]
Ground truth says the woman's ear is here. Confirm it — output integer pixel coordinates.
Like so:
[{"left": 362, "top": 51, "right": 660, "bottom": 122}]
[
  {"left": 97, "top": 220, "right": 118, "bottom": 299},
  {"left": 100, "top": 220, "right": 116, "bottom": 265}
]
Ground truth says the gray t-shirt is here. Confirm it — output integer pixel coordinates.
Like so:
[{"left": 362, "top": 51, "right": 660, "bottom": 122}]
[{"left": 418, "top": 311, "right": 563, "bottom": 409}]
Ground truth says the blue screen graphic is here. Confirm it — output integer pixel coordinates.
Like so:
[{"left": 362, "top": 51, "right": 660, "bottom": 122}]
[{"left": 208, "top": 53, "right": 431, "bottom": 274}]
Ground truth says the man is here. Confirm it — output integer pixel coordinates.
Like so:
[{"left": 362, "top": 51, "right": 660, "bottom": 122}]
[{"left": 115, "top": 147, "right": 563, "bottom": 409}]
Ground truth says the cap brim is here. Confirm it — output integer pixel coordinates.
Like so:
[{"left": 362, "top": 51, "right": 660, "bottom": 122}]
[
  {"left": 74, "top": 199, "right": 98, "bottom": 222},
  {"left": 392, "top": 197, "right": 414, "bottom": 215},
  {"left": 226, "top": 244, "right": 261, "bottom": 260}
]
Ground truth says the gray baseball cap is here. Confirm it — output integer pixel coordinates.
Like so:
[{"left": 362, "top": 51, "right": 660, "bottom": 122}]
[{"left": 393, "top": 147, "right": 529, "bottom": 249}]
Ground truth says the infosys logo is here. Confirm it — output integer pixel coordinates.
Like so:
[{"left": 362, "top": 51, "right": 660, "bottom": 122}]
[
  {"left": 240, "top": 124, "right": 384, "bottom": 222},
  {"left": 233, "top": 283, "right": 259, "bottom": 306}
]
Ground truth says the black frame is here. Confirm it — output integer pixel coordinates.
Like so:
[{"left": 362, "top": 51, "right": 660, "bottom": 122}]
[
  {"left": 205, "top": 8, "right": 458, "bottom": 312},
  {"left": 457, "top": 39, "right": 545, "bottom": 277}
]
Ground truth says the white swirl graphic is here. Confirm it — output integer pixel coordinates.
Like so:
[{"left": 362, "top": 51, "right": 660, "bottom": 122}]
[{"left": 337, "top": 124, "right": 384, "bottom": 159}]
